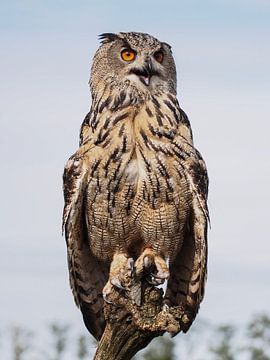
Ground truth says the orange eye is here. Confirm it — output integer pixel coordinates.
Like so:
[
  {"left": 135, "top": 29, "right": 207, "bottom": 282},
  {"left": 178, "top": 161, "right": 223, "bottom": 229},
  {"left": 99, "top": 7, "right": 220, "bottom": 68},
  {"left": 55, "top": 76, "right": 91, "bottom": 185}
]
[
  {"left": 154, "top": 51, "right": 164, "bottom": 64},
  {"left": 121, "top": 49, "right": 136, "bottom": 62}
]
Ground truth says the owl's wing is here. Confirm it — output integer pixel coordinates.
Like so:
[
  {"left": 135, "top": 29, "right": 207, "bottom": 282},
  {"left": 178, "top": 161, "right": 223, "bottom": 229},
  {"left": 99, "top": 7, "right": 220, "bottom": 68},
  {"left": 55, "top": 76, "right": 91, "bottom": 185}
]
[
  {"left": 62, "top": 150, "right": 108, "bottom": 340},
  {"left": 165, "top": 149, "right": 209, "bottom": 333}
]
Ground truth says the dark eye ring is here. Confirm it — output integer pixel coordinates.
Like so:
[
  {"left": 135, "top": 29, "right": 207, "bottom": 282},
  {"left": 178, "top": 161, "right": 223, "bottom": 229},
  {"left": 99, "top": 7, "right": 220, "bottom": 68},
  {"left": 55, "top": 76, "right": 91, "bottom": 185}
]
[{"left": 154, "top": 51, "right": 164, "bottom": 64}]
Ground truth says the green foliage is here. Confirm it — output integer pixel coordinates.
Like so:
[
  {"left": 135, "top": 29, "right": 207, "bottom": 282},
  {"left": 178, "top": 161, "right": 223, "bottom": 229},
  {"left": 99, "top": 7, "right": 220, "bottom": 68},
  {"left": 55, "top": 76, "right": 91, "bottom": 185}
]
[
  {"left": 76, "top": 335, "right": 89, "bottom": 359},
  {"left": 246, "top": 314, "right": 270, "bottom": 360},
  {"left": 140, "top": 335, "right": 175, "bottom": 360},
  {"left": 248, "top": 348, "right": 270, "bottom": 360},
  {"left": 48, "top": 323, "right": 70, "bottom": 360},
  {"left": 247, "top": 314, "right": 270, "bottom": 343},
  {"left": 11, "top": 326, "right": 32, "bottom": 360},
  {"left": 209, "top": 325, "right": 236, "bottom": 360},
  {"left": 2, "top": 313, "right": 270, "bottom": 359}
]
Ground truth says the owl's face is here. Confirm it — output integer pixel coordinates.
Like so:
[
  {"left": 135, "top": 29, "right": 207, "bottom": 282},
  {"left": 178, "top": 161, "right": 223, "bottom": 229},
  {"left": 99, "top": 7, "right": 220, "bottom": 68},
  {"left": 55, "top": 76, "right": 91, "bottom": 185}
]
[{"left": 90, "top": 32, "right": 177, "bottom": 97}]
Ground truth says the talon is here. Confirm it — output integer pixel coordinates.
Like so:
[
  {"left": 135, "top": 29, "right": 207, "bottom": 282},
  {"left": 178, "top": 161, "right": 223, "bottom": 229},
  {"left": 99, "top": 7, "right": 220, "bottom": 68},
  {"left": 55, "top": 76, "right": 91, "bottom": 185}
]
[
  {"left": 135, "top": 248, "right": 170, "bottom": 285},
  {"left": 111, "top": 277, "right": 125, "bottom": 290},
  {"left": 103, "top": 293, "right": 114, "bottom": 304},
  {"left": 162, "top": 303, "right": 170, "bottom": 312},
  {"left": 146, "top": 275, "right": 164, "bottom": 285},
  {"left": 102, "top": 292, "right": 124, "bottom": 307},
  {"left": 143, "top": 255, "right": 152, "bottom": 269},
  {"left": 102, "top": 253, "right": 134, "bottom": 303},
  {"left": 127, "top": 258, "right": 134, "bottom": 273},
  {"left": 146, "top": 275, "right": 157, "bottom": 285},
  {"left": 151, "top": 271, "right": 169, "bottom": 280},
  {"left": 102, "top": 282, "right": 115, "bottom": 304}
]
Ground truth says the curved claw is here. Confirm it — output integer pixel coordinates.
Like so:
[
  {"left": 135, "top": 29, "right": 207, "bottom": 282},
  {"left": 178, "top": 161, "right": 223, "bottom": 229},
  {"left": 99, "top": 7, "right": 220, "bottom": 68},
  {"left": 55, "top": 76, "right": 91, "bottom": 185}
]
[
  {"left": 151, "top": 271, "right": 169, "bottom": 280},
  {"left": 146, "top": 276, "right": 158, "bottom": 285},
  {"left": 135, "top": 248, "right": 170, "bottom": 284},
  {"left": 162, "top": 303, "right": 170, "bottom": 312},
  {"left": 143, "top": 255, "right": 153, "bottom": 269},
  {"left": 102, "top": 293, "right": 124, "bottom": 307},
  {"left": 146, "top": 274, "right": 164, "bottom": 285},
  {"left": 127, "top": 258, "right": 135, "bottom": 275},
  {"left": 111, "top": 277, "right": 126, "bottom": 291},
  {"left": 103, "top": 293, "right": 115, "bottom": 304}
]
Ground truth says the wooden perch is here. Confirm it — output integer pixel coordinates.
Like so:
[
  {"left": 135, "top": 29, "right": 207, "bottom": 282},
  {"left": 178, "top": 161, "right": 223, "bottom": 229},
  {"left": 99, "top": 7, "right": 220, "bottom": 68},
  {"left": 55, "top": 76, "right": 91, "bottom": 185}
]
[{"left": 93, "top": 279, "right": 189, "bottom": 360}]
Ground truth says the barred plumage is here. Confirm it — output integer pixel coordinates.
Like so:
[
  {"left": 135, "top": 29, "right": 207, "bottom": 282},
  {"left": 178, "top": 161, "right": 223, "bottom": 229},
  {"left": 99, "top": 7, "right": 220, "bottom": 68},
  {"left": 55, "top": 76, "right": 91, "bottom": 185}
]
[{"left": 63, "top": 32, "right": 209, "bottom": 339}]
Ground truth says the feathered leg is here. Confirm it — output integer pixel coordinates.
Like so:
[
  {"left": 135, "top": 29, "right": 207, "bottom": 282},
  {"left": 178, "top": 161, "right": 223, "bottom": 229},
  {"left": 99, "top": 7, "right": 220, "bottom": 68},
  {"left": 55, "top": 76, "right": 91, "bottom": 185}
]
[{"left": 103, "top": 253, "right": 134, "bottom": 302}]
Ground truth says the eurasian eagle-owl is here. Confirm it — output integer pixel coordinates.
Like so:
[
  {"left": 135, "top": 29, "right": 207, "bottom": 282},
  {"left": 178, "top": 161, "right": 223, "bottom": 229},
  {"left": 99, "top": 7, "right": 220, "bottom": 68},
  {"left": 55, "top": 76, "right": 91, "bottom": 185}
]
[{"left": 63, "top": 32, "right": 209, "bottom": 340}]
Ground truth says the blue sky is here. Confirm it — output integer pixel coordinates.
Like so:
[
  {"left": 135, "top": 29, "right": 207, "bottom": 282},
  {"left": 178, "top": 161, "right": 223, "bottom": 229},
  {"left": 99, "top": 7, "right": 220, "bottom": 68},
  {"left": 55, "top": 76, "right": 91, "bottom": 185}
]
[{"left": 1, "top": 0, "right": 270, "bottom": 358}]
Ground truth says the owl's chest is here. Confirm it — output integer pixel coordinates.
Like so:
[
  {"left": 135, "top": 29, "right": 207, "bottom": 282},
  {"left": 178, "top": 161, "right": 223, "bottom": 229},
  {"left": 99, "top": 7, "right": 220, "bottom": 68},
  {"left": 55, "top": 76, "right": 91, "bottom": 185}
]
[
  {"left": 85, "top": 143, "right": 190, "bottom": 260},
  {"left": 85, "top": 111, "right": 191, "bottom": 259},
  {"left": 83, "top": 96, "right": 193, "bottom": 259},
  {"left": 87, "top": 102, "right": 190, "bottom": 209},
  {"left": 86, "top": 138, "right": 189, "bottom": 220}
]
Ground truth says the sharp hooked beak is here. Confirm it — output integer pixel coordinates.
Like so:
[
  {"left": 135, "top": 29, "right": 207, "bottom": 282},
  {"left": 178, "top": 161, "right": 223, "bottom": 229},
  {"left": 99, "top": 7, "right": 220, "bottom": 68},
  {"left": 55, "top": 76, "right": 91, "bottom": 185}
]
[{"left": 130, "top": 60, "right": 159, "bottom": 86}]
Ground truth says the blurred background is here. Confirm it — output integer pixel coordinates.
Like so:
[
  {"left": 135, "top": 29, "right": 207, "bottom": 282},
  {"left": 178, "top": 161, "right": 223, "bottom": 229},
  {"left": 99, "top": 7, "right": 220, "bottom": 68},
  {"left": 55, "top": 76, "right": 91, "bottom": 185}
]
[{"left": 1, "top": 0, "right": 269, "bottom": 358}]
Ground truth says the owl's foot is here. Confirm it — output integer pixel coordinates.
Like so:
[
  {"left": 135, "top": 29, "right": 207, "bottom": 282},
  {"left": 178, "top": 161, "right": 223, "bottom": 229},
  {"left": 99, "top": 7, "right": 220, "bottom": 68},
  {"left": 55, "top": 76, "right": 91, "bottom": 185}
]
[
  {"left": 135, "top": 248, "right": 170, "bottom": 286},
  {"left": 128, "top": 248, "right": 169, "bottom": 306},
  {"left": 135, "top": 248, "right": 170, "bottom": 285},
  {"left": 103, "top": 253, "right": 134, "bottom": 304}
]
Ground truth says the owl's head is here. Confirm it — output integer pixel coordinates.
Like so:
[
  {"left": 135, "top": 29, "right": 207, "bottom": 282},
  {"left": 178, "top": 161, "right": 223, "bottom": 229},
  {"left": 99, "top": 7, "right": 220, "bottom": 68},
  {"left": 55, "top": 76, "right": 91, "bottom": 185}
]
[{"left": 90, "top": 32, "right": 177, "bottom": 98}]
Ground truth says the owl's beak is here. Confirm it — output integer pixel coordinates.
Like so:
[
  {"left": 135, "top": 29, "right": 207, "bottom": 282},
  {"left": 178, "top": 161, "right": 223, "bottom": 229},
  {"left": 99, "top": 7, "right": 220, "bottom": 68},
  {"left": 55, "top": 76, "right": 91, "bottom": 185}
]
[
  {"left": 140, "top": 75, "right": 150, "bottom": 86},
  {"left": 130, "top": 61, "right": 159, "bottom": 87}
]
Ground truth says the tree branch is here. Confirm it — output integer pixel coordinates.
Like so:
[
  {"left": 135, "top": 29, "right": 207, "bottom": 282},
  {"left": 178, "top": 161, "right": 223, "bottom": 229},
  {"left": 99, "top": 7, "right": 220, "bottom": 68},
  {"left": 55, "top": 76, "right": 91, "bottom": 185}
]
[{"left": 93, "top": 280, "right": 188, "bottom": 360}]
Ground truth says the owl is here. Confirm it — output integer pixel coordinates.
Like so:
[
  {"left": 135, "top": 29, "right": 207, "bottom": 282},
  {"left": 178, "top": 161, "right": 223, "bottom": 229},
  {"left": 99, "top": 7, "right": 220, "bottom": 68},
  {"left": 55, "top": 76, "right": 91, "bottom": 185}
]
[{"left": 63, "top": 32, "right": 209, "bottom": 340}]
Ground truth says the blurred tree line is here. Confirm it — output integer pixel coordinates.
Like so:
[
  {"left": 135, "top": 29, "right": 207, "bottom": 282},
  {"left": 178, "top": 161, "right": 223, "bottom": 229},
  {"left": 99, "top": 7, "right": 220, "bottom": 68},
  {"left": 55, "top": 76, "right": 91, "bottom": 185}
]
[{"left": 1, "top": 313, "right": 270, "bottom": 359}]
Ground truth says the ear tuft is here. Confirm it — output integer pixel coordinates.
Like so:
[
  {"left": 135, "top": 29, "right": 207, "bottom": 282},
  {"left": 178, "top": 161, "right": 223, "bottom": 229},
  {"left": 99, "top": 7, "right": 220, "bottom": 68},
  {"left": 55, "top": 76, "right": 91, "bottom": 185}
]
[{"left": 99, "top": 33, "right": 119, "bottom": 44}]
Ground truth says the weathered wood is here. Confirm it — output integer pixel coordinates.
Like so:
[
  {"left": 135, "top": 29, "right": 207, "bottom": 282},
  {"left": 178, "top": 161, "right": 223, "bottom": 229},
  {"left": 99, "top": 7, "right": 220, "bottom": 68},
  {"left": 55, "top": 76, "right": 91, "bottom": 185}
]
[{"left": 93, "top": 280, "right": 188, "bottom": 360}]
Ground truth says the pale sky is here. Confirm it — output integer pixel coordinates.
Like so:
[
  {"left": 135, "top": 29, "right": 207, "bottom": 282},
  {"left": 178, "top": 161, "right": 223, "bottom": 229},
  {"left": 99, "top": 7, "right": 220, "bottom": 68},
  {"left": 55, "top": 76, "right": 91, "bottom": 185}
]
[{"left": 1, "top": 0, "right": 270, "bottom": 358}]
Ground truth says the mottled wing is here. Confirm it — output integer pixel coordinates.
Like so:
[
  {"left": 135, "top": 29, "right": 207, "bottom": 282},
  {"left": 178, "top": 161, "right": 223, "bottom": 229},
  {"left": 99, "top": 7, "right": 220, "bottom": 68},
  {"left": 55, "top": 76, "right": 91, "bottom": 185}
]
[
  {"left": 165, "top": 148, "right": 209, "bottom": 333},
  {"left": 63, "top": 150, "right": 108, "bottom": 340}
]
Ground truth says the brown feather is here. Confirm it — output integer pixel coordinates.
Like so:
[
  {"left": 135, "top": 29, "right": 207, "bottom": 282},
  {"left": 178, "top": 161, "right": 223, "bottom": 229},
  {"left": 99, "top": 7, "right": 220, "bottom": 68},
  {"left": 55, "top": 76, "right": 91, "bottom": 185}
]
[
  {"left": 63, "top": 152, "right": 109, "bottom": 340},
  {"left": 63, "top": 32, "right": 209, "bottom": 338}
]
